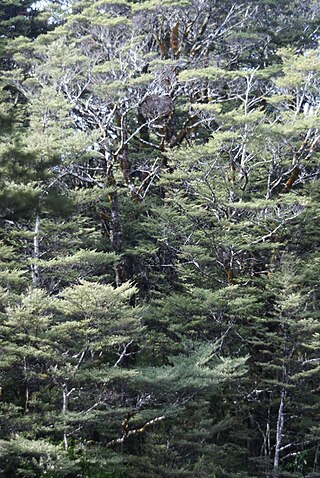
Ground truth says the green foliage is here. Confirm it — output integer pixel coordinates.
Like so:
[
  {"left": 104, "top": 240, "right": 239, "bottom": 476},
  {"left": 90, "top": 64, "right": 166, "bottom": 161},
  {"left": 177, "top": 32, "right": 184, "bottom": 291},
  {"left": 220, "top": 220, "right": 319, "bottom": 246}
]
[{"left": 1, "top": 0, "right": 320, "bottom": 476}]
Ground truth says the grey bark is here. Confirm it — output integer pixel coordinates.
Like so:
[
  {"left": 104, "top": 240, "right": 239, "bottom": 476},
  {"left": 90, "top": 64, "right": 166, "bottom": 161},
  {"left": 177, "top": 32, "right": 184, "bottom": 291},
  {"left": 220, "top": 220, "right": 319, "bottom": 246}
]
[{"left": 31, "top": 214, "right": 40, "bottom": 286}]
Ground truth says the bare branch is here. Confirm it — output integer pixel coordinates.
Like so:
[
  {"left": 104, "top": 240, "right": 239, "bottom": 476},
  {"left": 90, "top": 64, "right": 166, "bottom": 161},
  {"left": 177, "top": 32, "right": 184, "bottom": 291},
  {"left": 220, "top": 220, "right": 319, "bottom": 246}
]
[
  {"left": 114, "top": 340, "right": 134, "bottom": 367},
  {"left": 106, "top": 415, "right": 166, "bottom": 447}
]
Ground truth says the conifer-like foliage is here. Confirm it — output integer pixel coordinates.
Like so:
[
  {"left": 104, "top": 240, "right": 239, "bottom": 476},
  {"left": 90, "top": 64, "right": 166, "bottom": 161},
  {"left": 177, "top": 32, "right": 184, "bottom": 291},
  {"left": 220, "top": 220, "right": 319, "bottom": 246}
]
[{"left": 0, "top": 0, "right": 319, "bottom": 477}]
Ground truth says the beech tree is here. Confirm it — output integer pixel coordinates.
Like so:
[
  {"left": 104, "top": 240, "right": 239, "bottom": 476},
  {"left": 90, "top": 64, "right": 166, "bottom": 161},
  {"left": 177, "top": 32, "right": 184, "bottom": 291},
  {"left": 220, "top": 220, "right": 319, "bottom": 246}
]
[{"left": 0, "top": 0, "right": 320, "bottom": 477}]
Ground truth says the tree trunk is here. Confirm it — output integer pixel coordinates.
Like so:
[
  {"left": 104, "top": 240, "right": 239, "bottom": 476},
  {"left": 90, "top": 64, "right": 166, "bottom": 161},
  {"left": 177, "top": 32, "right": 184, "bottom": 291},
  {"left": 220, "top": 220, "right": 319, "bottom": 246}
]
[
  {"left": 31, "top": 214, "right": 40, "bottom": 286},
  {"left": 273, "top": 388, "right": 286, "bottom": 477},
  {"left": 103, "top": 148, "right": 124, "bottom": 284},
  {"left": 110, "top": 192, "right": 122, "bottom": 254},
  {"left": 62, "top": 383, "right": 69, "bottom": 451},
  {"left": 24, "top": 356, "right": 29, "bottom": 413}
]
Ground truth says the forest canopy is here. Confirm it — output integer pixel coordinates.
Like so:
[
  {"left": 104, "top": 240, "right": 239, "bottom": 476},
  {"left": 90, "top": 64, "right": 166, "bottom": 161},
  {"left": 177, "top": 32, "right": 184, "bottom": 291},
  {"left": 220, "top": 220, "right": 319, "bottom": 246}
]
[{"left": 0, "top": 0, "right": 320, "bottom": 477}]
